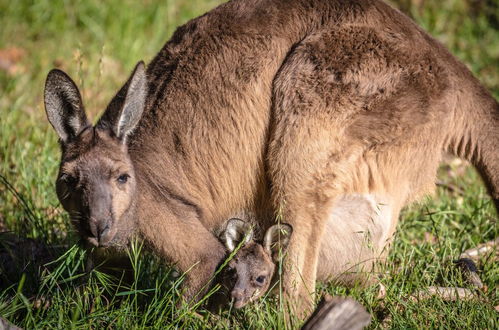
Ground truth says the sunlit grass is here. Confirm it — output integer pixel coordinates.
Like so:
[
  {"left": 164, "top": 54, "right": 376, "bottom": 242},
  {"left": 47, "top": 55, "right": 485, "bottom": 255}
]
[{"left": 0, "top": 0, "right": 497, "bottom": 328}]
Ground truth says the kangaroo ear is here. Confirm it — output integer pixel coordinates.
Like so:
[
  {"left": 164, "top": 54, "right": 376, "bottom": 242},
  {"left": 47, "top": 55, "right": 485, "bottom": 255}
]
[
  {"left": 44, "top": 69, "right": 90, "bottom": 143},
  {"left": 97, "top": 61, "right": 147, "bottom": 141},
  {"left": 223, "top": 218, "right": 254, "bottom": 252},
  {"left": 264, "top": 223, "right": 293, "bottom": 262}
]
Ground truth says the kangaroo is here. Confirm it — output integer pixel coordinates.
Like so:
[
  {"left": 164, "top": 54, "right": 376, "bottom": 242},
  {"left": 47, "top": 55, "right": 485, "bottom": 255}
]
[
  {"left": 44, "top": 0, "right": 498, "bottom": 317},
  {"left": 220, "top": 194, "right": 387, "bottom": 309}
]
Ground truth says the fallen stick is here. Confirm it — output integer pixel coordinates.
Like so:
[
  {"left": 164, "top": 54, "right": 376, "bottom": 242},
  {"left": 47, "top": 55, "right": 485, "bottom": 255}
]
[
  {"left": 410, "top": 286, "right": 475, "bottom": 302},
  {"left": 302, "top": 295, "right": 371, "bottom": 330},
  {"left": 460, "top": 238, "right": 498, "bottom": 260},
  {"left": 435, "top": 180, "right": 465, "bottom": 196},
  {"left": 408, "top": 243, "right": 491, "bottom": 303}
]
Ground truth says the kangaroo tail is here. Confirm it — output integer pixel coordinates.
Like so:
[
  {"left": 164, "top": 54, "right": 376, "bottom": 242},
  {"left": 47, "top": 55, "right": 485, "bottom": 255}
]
[{"left": 448, "top": 76, "right": 499, "bottom": 211}]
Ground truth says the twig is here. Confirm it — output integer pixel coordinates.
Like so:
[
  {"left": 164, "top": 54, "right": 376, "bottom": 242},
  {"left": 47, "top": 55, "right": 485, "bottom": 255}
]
[
  {"left": 435, "top": 180, "right": 465, "bottom": 196},
  {"left": 410, "top": 286, "right": 475, "bottom": 302},
  {"left": 460, "top": 238, "right": 498, "bottom": 261}
]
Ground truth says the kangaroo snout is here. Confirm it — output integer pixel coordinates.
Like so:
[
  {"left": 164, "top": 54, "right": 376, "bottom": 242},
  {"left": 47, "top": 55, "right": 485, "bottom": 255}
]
[
  {"left": 87, "top": 216, "right": 114, "bottom": 247},
  {"left": 84, "top": 178, "right": 121, "bottom": 246}
]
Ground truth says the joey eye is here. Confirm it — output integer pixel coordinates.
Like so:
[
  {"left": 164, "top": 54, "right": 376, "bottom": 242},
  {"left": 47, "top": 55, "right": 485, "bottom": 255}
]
[
  {"left": 117, "top": 174, "right": 130, "bottom": 184},
  {"left": 255, "top": 275, "right": 266, "bottom": 285}
]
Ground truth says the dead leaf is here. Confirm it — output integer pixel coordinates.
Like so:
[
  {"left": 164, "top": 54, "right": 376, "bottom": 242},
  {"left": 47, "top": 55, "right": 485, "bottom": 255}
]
[
  {"left": 0, "top": 46, "right": 26, "bottom": 75},
  {"left": 424, "top": 232, "right": 438, "bottom": 244},
  {"left": 377, "top": 283, "right": 387, "bottom": 299}
]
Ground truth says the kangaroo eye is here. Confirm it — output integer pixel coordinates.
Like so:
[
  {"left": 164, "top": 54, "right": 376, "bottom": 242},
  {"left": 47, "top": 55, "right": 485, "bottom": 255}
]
[
  {"left": 117, "top": 174, "right": 130, "bottom": 184},
  {"left": 60, "top": 174, "right": 77, "bottom": 185},
  {"left": 255, "top": 276, "right": 266, "bottom": 284}
]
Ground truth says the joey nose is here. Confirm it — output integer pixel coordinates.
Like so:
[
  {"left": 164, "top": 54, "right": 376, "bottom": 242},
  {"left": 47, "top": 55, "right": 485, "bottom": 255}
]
[
  {"left": 231, "top": 289, "right": 246, "bottom": 308},
  {"left": 232, "top": 289, "right": 243, "bottom": 300}
]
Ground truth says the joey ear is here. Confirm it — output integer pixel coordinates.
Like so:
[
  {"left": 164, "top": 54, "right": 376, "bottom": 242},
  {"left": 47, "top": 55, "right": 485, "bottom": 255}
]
[
  {"left": 44, "top": 69, "right": 90, "bottom": 143},
  {"left": 223, "top": 218, "right": 254, "bottom": 252},
  {"left": 97, "top": 61, "right": 147, "bottom": 141},
  {"left": 263, "top": 223, "right": 293, "bottom": 262}
]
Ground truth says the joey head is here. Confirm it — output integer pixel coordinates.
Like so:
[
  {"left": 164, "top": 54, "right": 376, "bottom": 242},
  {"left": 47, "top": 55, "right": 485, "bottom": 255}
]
[{"left": 221, "top": 218, "right": 292, "bottom": 309}]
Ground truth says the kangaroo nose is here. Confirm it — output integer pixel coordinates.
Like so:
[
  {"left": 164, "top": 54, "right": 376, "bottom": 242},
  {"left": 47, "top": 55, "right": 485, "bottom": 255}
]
[
  {"left": 98, "top": 223, "right": 110, "bottom": 240},
  {"left": 89, "top": 220, "right": 110, "bottom": 243}
]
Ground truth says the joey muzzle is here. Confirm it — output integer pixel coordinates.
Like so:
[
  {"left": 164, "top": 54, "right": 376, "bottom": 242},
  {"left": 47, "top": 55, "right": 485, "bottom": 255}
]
[{"left": 231, "top": 288, "right": 248, "bottom": 309}]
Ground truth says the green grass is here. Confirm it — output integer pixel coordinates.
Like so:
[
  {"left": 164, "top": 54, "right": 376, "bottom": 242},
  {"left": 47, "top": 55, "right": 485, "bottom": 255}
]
[{"left": 0, "top": 0, "right": 497, "bottom": 328}]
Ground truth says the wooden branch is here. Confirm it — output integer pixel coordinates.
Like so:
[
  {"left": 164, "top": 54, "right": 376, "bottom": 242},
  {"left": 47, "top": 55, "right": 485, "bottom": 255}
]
[
  {"left": 302, "top": 295, "right": 371, "bottom": 330},
  {"left": 460, "top": 238, "right": 498, "bottom": 261},
  {"left": 435, "top": 180, "right": 465, "bottom": 196},
  {"left": 410, "top": 286, "right": 475, "bottom": 302}
]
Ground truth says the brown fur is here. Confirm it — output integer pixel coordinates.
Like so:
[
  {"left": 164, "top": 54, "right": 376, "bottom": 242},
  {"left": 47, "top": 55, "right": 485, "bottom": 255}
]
[
  {"left": 44, "top": 0, "right": 498, "bottom": 317},
  {"left": 216, "top": 218, "right": 292, "bottom": 309},
  {"left": 219, "top": 195, "right": 390, "bottom": 309},
  {"left": 226, "top": 242, "right": 276, "bottom": 309}
]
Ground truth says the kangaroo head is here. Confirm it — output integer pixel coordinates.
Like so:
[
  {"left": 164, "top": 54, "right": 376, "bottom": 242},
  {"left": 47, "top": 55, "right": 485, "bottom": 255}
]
[
  {"left": 44, "top": 62, "right": 147, "bottom": 247},
  {"left": 222, "top": 218, "right": 292, "bottom": 308}
]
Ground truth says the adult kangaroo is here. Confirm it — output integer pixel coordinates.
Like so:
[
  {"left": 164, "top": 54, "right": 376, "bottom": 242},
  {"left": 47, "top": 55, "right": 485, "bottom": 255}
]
[{"left": 44, "top": 0, "right": 498, "bottom": 317}]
